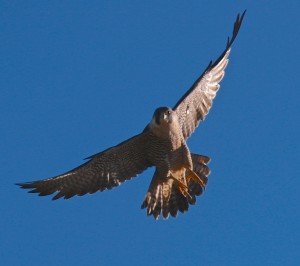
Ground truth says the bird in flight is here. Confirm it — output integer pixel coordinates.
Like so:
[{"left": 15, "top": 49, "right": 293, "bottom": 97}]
[{"left": 17, "top": 11, "right": 246, "bottom": 220}]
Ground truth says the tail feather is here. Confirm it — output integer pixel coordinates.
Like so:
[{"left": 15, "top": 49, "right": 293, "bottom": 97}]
[{"left": 141, "top": 154, "right": 211, "bottom": 220}]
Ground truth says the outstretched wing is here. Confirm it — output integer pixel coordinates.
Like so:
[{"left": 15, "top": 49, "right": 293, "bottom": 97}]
[
  {"left": 17, "top": 133, "right": 152, "bottom": 200},
  {"left": 174, "top": 11, "right": 246, "bottom": 140}
]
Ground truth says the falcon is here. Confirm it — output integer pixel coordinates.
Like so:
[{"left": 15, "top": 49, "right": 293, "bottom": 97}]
[{"left": 17, "top": 11, "right": 246, "bottom": 219}]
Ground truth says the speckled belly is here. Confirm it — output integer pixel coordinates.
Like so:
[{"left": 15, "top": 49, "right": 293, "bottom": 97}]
[{"left": 146, "top": 133, "right": 192, "bottom": 176}]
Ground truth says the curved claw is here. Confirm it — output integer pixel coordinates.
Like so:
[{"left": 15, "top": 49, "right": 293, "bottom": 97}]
[
  {"left": 186, "top": 168, "right": 205, "bottom": 187},
  {"left": 169, "top": 174, "right": 191, "bottom": 199}
]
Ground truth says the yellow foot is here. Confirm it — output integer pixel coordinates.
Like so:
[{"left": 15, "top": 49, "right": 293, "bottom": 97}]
[
  {"left": 186, "top": 168, "right": 205, "bottom": 187},
  {"left": 170, "top": 175, "right": 191, "bottom": 199}
]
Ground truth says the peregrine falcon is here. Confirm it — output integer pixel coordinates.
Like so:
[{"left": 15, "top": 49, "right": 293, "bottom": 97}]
[{"left": 17, "top": 11, "right": 246, "bottom": 220}]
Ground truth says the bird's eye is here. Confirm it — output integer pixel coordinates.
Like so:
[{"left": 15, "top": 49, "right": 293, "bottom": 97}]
[{"left": 167, "top": 110, "right": 171, "bottom": 115}]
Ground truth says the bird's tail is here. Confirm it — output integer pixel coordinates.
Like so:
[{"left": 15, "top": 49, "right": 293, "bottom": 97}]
[{"left": 141, "top": 153, "right": 210, "bottom": 220}]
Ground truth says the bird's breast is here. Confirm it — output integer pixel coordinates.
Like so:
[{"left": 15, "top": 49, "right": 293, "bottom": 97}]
[{"left": 145, "top": 130, "right": 188, "bottom": 170}]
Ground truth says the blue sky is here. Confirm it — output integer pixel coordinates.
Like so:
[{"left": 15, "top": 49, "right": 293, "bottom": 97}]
[{"left": 1, "top": 1, "right": 299, "bottom": 265}]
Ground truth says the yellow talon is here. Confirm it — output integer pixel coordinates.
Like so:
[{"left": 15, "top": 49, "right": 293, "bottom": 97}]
[
  {"left": 170, "top": 173, "right": 191, "bottom": 199},
  {"left": 186, "top": 168, "right": 205, "bottom": 187}
]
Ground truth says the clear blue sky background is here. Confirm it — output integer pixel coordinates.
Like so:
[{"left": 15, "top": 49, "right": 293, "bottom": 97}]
[{"left": 1, "top": 1, "right": 299, "bottom": 265}]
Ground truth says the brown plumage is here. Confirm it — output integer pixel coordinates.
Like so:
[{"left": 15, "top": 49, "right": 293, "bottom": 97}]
[{"left": 16, "top": 11, "right": 246, "bottom": 219}]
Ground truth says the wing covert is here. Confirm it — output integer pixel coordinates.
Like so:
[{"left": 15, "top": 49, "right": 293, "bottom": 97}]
[
  {"left": 17, "top": 133, "right": 152, "bottom": 200},
  {"left": 174, "top": 11, "right": 246, "bottom": 139}
]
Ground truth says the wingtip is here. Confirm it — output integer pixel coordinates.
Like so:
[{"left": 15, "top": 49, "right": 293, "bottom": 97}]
[
  {"left": 241, "top": 9, "right": 247, "bottom": 19},
  {"left": 236, "top": 10, "right": 247, "bottom": 23},
  {"left": 239, "top": 10, "right": 247, "bottom": 29},
  {"left": 227, "top": 9, "right": 246, "bottom": 48},
  {"left": 15, "top": 182, "right": 32, "bottom": 189}
]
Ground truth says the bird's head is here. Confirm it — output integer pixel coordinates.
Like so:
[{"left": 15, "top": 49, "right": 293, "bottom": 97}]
[
  {"left": 152, "top": 107, "right": 175, "bottom": 126},
  {"left": 145, "top": 107, "right": 181, "bottom": 137}
]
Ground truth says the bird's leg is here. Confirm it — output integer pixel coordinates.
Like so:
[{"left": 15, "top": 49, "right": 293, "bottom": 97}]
[
  {"left": 169, "top": 171, "right": 191, "bottom": 198},
  {"left": 185, "top": 168, "right": 205, "bottom": 187}
]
